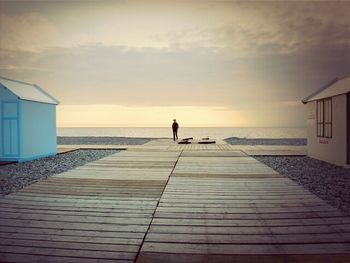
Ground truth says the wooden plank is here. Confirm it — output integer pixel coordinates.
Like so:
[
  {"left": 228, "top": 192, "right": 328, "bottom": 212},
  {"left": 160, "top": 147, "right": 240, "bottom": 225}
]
[
  {"left": 0, "top": 218, "right": 150, "bottom": 231},
  {"left": 148, "top": 224, "right": 350, "bottom": 235},
  {"left": 21, "top": 183, "right": 165, "bottom": 190},
  {"left": 0, "top": 253, "right": 132, "bottom": 263},
  {"left": 140, "top": 242, "right": 350, "bottom": 254},
  {"left": 0, "top": 245, "right": 136, "bottom": 260},
  {"left": 0, "top": 232, "right": 142, "bottom": 245},
  {"left": 180, "top": 151, "right": 247, "bottom": 157},
  {"left": 151, "top": 217, "right": 350, "bottom": 227},
  {"left": 53, "top": 174, "right": 171, "bottom": 181},
  {"left": 136, "top": 252, "right": 350, "bottom": 263},
  {"left": 0, "top": 212, "right": 152, "bottom": 225},
  {"left": 157, "top": 196, "right": 327, "bottom": 202},
  {"left": 0, "top": 226, "right": 144, "bottom": 239},
  {"left": 162, "top": 188, "right": 309, "bottom": 193},
  {"left": 10, "top": 192, "right": 159, "bottom": 201},
  {"left": 171, "top": 173, "right": 281, "bottom": 178},
  {"left": 158, "top": 198, "right": 324, "bottom": 204},
  {"left": 157, "top": 195, "right": 322, "bottom": 202},
  {"left": 0, "top": 199, "right": 158, "bottom": 210},
  {"left": 154, "top": 211, "right": 346, "bottom": 220},
  {"left": 164, "top": 184, "right": 303, "bottom": 188},
  {"left": 4, "top": 194, "right": 159, "bottom": 205},
  {"left": 0, "top": 207, "right": 152, "bottom": 218},
  {"left": 244, "top": 150, "right": 307, "bottom": 156},
  {"left": 18, "top": 190, "right": 163, "bottom": 198},
  {"left": 0, "top": 203, "right": 155, "bottom": 214},
  {"left": 39, "top": 178, "right": 167, "bottom": 186},
  {"left": 157, "top": 202, "right": 329, "bottom": 208},
  {"left": 0, "top": 238, "right": 139, "bottom": 252},
  {"left": 160, "top": 191, "right": 317, "bottom": 197},
  {"left": 71, "top": 167, "right": 173, "bottom": 172},
  {"left": 145, "top": 232, "right": 350, "bottom": 244},
  {"left": 21, "top": 185, "right": 165, "bottom": 193}
]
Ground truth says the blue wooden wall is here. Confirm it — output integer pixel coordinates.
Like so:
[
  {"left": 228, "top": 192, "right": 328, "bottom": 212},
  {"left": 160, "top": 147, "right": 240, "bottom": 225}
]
[
  {"left": 20, "top": 100, "right": 56, "bottom": 161},
  {"left": 0, "top": 86, "right": 57, "bottom": 162}
]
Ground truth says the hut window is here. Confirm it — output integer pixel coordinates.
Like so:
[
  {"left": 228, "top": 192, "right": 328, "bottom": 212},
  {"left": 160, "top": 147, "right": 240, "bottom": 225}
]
[{"left": 317, "top": 98, "right": 332, "bottom": 138}]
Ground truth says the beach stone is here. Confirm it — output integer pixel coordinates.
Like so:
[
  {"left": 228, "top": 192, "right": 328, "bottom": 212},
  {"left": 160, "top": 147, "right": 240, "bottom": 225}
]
[
  {"left": 225, "top": 138, "right": 307, "bottom": 145},
  {"left": 256, "top": 156, "right": 350, "bottom": 216}
]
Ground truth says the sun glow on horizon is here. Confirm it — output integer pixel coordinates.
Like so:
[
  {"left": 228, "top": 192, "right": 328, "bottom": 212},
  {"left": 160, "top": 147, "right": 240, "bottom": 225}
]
[
  {"left": 56, "top": 104, "right": 305, "bottom": 128},
  {"left": 57, "top": 104, "right": 253, "bottom": 127}
]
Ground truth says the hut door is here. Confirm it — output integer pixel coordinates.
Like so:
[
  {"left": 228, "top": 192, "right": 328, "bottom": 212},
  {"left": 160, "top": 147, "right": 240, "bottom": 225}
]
[
  {"left": 348, "top": 93, "right": 350, "bottom": 164},
  {"left": 1, "top": 101, "right": 19, "bottom": 156}
]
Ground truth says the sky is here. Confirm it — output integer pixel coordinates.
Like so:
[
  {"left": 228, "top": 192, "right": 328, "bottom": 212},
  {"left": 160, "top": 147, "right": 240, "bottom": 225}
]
[{"left": 0, "top": 0, "right": 349, "bottom": 127}]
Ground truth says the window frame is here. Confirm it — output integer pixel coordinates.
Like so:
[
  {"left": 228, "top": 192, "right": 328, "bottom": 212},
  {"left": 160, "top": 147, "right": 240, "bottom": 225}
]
[{"left": 316, "top": 98, "right": 332, "bottom": 138}]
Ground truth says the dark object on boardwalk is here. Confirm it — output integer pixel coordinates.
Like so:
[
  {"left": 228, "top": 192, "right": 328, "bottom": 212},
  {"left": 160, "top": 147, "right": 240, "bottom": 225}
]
[
  {"left": 198, "top": 138, "right": 216, "bottom": 144},
  {"left": 198, "top": 140, "right": 216, "bottom": 144},
  {"left": 178, "top": 140, "right": 192, "bottom": 144},
  {"left": 178, "top": 138, "right": 192, "bottom": 144}
]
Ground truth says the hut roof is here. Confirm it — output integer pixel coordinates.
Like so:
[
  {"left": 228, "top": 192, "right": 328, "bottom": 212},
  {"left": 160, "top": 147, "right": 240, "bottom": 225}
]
[
  {"left": 302, "top": 76, "right": 350, "bottom": 104},
  {"left": 0, "top": 76, "right": 59, "bottom": 105}
]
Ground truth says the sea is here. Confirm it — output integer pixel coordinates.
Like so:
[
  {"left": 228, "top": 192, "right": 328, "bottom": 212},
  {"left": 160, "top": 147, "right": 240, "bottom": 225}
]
[{"left": 57, "top": 127, "right": 307, "bottom": 140}]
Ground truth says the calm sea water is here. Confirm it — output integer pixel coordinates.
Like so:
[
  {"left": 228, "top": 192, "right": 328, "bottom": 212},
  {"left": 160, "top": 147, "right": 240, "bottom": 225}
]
[{"left": 57, "top": 127, "right": 306, "bottom": 139}]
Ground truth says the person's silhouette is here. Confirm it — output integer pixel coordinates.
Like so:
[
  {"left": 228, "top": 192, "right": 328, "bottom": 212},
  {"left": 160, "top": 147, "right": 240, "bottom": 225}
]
[{"left": 172, "top": 119, "right": 179, "bottom": 141}]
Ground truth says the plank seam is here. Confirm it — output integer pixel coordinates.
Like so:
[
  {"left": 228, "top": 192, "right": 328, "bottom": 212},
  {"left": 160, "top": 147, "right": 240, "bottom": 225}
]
[{"left": 133, "top": 150, "right": 183, "bottom": 263}]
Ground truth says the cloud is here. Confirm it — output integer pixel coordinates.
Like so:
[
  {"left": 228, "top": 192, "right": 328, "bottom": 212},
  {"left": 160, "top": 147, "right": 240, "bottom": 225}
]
[
  {"left": 0, "top": 41, "right": 348, "bottom": 109},
  {"left": 0, "top": 1, "right": 349, "bottom": 56},
  {"left": 151, "top": 1, "right": 350, "bottom": 56},
  {"left": 0, "top": 12, "right": 60, "bottom": 51},
  {"left": 0, "top": 1, "right": 349, "bottom": 127}
]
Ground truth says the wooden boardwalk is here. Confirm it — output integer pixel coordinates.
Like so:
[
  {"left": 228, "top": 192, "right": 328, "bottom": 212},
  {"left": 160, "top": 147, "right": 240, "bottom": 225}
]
[
  {"left": 0, "top": 150, "right": 181, "bottom": 263},
  {"left": 1, "top": 146, "right": 350, "bottom": 262},
  {"left": 138, "top": 150, "right": 350, "bottom": 262}
]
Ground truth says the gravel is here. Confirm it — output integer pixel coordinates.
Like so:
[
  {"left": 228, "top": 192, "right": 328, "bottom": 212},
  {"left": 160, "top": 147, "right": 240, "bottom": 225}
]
[
  {"left": 256, "top": 156, "right": 350, "bottom": 215},
  {"left": 57, "top": 136, "right": 154, "bottom": 145},
  {"left": 0, "top": 149, "right": 120, "bottom": 196},
  {"left": 225, "top": 137, "right": 307, "bottom": 145}
]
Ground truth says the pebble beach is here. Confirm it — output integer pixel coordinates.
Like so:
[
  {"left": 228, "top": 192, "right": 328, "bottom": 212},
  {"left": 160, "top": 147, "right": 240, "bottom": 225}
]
[
  {"left": 0, "top": 149, "right": 120, "bottom": 196},
  {"left": 256, "top": 156, "right": 350, "bottom": 216},
  {"left": 224, "top": 137, "right": 307, "bottom": 145}
]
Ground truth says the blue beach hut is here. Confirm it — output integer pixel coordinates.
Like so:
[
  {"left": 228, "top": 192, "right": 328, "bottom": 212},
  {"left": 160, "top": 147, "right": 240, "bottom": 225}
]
[{"left": 0, "top": 76, "right": 59, "bottom": 162}]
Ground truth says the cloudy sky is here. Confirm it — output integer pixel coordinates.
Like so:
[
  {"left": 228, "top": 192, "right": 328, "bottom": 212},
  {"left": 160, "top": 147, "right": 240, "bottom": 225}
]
[{"left": 0, "top": 0, "right": 349, "bottom": 127}]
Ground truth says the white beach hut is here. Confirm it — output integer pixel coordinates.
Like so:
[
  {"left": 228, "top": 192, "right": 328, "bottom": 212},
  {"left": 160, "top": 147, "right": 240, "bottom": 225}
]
[
  {"left": 302, "top": 76, "right": 350, "bottom": 167},
  {"left": 0, "top": 76, "right": 59, "bottom": 162}
]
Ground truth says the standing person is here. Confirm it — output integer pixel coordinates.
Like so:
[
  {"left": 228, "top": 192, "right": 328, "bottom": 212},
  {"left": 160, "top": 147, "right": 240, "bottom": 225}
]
[{"left": 172, "top": 119, "right": 179, "bottom": 141}]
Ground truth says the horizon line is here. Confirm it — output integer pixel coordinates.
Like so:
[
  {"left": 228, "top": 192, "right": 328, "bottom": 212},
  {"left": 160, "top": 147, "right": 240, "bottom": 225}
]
[{"left": 57, "top": 126, "right": 307, "bottom": 128}]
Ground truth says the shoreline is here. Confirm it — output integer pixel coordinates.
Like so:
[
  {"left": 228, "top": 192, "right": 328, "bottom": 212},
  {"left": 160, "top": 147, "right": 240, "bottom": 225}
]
[
  {"left": 57, "top": 136, "right": 307, "bottom": 146},
  {"left": 57, "top": 136, "right": 156, "bottom": 145}
]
